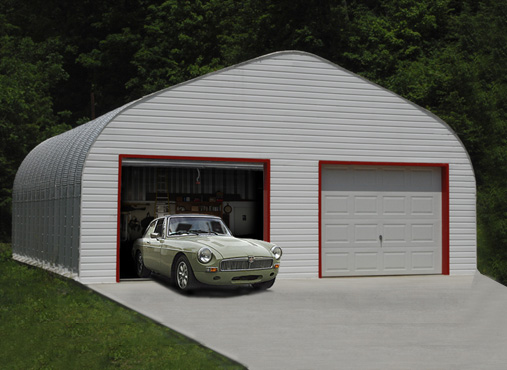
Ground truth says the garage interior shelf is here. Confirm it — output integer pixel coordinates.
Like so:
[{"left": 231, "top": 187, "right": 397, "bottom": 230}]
[{"left": 175, "top": 201, "right": 223, "bottom": 217}]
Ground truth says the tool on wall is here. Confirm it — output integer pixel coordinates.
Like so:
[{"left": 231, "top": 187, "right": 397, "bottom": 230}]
[{"left": 196, "top": 168, "right": 201, "bottom": 185}]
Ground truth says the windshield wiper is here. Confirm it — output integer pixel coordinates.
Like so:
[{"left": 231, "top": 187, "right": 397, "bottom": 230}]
[{"left": 190, "top": 230, "right": 220, "bottom": 235}]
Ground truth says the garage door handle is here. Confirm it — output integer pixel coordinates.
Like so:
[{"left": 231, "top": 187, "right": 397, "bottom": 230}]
[{"left": 379, "top": 235, "right": 383, "bottom": 247}]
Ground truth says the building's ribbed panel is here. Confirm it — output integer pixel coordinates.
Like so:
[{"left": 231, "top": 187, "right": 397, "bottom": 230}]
[
  {"left": 12, "top": 107, "right": 127, "bottom": 275},
  {"left": 78, "top": 51, "right": 476, "bottom": 282}
]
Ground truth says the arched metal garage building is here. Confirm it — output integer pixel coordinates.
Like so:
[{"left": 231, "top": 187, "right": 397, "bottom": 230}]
[{"left": 12, "top": 51, "right": 476, "bottom": 284}]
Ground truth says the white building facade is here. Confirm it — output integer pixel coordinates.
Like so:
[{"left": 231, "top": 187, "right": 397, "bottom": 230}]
[{"left": 13, "top": 51, "right": 476, "bottom": 284}]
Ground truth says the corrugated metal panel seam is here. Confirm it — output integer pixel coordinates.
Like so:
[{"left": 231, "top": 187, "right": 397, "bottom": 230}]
[{"left": 12, "top": 104, "right": 134, "bottom": 275}]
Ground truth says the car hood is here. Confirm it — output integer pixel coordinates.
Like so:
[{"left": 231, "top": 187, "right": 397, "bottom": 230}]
[{"left": 182, "top": 236, "right": 273, "bottom": 259}]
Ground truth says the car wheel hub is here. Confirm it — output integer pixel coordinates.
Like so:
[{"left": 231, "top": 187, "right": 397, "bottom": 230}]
[
  {"left": 137, "top": 254, "right": 143, "bottom": 275},
  {"left": 177, "top": 262, "right": 188, "bottom": 289}
]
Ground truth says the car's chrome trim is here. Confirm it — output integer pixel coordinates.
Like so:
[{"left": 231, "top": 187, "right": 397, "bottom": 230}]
[{"left": 220, "top": 257, "right": 273, "bottom": 271}]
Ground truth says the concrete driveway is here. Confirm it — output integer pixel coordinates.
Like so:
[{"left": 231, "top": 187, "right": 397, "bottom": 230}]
[{"left": 89, "top": 273, "right": 507, "bottom": 370}]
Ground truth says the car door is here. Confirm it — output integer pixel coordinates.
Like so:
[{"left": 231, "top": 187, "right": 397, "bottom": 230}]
[
  {"left": 158, "top": 217, "right": 182, "bottom": 275},
  {"left": 140, "top": 219, "right": 156, "bottom": 270},
  {"left": 143, "top": 218, "right": 164, "bottom": 272}
]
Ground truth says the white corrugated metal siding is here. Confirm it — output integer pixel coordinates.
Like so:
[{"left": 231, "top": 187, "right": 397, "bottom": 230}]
[
  {"left": 79, "top": 51, "right": 476, "bottom": 283},
  {"left": 12, "top": 107, "right": 125, "bottom": 277}
]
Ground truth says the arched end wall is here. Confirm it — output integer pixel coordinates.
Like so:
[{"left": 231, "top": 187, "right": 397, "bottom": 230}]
[{"left": 79, "top": 51, "right": 476, "bottom": 283}]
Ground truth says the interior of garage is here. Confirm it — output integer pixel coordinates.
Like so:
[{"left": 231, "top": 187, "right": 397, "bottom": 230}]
[{"left": 119, "top": 160, "right": 265, "bottom": 279}]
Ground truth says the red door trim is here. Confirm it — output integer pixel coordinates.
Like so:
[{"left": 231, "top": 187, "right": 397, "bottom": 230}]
[
  {"left": 116, "top": 154, "right": 271, "bottom": 282},
  {"left": 318, "top": 161, "right": 450, "bottom": 278}
]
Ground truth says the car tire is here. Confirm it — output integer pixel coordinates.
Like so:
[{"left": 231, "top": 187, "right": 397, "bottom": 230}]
[
  {"left": 252, "top": 278, "right": 276, "bottom": 290},
  {"left": 136, "top": 251, "right": 151, "bottom": 278},
  {"left": 174, "top": 255, "right": 197, "bottom": 291}
]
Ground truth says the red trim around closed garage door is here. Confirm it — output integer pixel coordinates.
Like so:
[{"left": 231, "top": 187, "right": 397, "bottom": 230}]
[
  {"left": 116, "top": 154, "right": 271, "bottom": 282},
  {"left": 318, "top": 161, "right": 450, "bottom": 278}
]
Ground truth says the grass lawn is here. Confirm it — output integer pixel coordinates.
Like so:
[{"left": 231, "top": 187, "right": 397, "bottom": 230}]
[{"left": 0, "top": 243, "right": 245, "bottom": 369}]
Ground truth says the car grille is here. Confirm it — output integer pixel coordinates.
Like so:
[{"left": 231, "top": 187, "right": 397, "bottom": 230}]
[{"left": 220, "top": 257, "right": 273, "bottom": 271}]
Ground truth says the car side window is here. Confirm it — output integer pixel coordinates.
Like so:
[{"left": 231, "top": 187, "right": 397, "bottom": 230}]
[
  {"left": 144, "top": 220, "right": 157, "bottom": 238},
  {"left": 210, "top": 221, "right": 225, "bottom": 234},
  {"left": 154, "top": 218, "right": 164, "bottom": 237}
]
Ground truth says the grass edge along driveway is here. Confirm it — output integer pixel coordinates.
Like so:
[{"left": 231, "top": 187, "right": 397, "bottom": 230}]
[{"left": 0, "top": 243, "right": 245, "bottom": 370}]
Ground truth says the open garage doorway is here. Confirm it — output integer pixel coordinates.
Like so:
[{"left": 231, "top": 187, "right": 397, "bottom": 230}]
[{"left": 117, "top": 155, "right": 270, "bottom": 280}]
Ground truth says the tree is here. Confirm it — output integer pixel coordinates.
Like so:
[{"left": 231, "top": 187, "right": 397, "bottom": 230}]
[
  {"left": 126, "top": 0, "right": 225, "bottom": 97},
  {"left": 0, "top": 34, "right": 69, "bottom": 241},
  {"left": 342, "top": 0, "right": 452, "bottom": 81}
]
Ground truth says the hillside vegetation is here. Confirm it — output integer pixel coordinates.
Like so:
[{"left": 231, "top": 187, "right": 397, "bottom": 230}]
[{"left": 1, "top": 0, "right": 506, "bottom": 283}]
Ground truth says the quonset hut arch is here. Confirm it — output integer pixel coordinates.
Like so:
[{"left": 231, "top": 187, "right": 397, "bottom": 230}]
[
  {"left": 12, "top": 108, "right": 126, "bottom": 276},
  {"left": 12, "top": 50, "right": 477, "bottom": 283}
]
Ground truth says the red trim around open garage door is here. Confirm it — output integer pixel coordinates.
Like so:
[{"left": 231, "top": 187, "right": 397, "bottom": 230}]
[
  {"left": 116, "top": 155, "right": 271, "bottom": 282},
  {"left": 318, "top": 161, "right": 450, "bottom": 278}
]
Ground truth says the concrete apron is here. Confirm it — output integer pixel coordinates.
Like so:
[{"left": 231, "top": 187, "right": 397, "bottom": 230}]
[{"left": 88, "top": 273, "right": 507, "bottom": 370}]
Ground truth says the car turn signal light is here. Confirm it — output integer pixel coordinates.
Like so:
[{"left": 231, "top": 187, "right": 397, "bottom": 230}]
[
  {"left": 274, "top": 264, "right": 280, "bottom": 269},
  {"left": 206, "top": 267, "right": 218, "bottom": 273}
]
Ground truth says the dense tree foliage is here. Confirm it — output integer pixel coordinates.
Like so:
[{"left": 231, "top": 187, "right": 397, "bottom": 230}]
[
  {"left": 1, "top": 0, "right": 506, "bottom": 282},
  {"left": 0, "top": 14, "right": 70, "bottom": 242}
]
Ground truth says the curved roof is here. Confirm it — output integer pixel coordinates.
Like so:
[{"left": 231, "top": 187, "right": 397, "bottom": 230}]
[
  {"left": 15, "top": 50, "right": 473, "bottom": 191},
  {"left": 12, "top": 105, "right": 129, "bottom": 274},
  {"left": 13, "top": 106, "right": 127, "bottom": 199}
]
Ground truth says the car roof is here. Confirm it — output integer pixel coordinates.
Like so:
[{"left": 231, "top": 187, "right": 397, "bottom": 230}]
[{"left": 166, "top": 214, "right": 222, "bottom": 219}]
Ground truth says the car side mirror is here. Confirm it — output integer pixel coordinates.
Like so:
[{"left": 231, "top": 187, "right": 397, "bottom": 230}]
[{"left": 150, "top": 232, "right": 160, "bottom": 239}]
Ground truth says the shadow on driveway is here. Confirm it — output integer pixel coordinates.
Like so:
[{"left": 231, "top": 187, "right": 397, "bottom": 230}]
[{"left": 150, "top": 274, "right": 264, "bottom": 298}]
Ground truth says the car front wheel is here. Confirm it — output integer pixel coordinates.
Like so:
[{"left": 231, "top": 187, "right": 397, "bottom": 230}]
[
  {"left": 136, "top": 251, "right": 151, "bottom": 278},
  {"left": 175, "top": 255, "right": 197, "bottom": 291},
  {"left": 252, "top": 278, "right": 276, "bottom": 290}
]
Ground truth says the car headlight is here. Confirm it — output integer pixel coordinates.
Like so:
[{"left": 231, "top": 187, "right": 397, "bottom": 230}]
[
  {"left": 271, "top": 245, "right": 282, "bottom": 259},
  {"left": 197, "top": 247, "right": 213, "bottom": 264}
]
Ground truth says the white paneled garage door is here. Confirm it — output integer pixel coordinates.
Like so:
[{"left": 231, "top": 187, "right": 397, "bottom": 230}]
[{"left": 321, "top": 165, "right": 442, "bottom": 276}]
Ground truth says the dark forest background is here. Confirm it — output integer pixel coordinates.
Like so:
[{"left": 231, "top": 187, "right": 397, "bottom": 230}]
[{"left": 1, "top": 0, "right": 506, "bottom": 283}]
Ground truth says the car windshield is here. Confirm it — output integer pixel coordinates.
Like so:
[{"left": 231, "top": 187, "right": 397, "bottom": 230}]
[{"left": 168, "top": 216, "right": 230, "bottom": 236}]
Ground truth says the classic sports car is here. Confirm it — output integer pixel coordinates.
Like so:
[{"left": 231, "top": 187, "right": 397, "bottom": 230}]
[{"left": 132, "top": 214, "right": 282, "bottom": 291}]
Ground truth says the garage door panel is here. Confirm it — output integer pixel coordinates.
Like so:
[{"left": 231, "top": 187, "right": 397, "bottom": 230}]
[
  {"left": 323, "top": 194, "right": 349, "bottom": 215},
  {"left": 410, "top": 169, "right": 441, "bottom": 191},
  {"left": 324, "top": 224, "right": 349, "bottom": 244},
  {"left": 354, "top": 252, "right": 379, "bottom": 272},
  {"left": 354, "top": 224, "right": 380, "bottom": 244},
  {"left": 383, "top": 168, "right": 406, "bottom": 184},
  {"left": 411, "top": 251, "right": 436, "bottom": 270},
  {"left": 354, "top": 196, "right": 378, "bottom": 215},
  {"left": 322, "top": 165, "right": 442, "bottom": 276},
  {"left": 323, "top": 252, "right": 350, "bottom": 273},
  {"left": 411, "top": 196, "right": 438, "bottom": 216},
  {"left": 383, "top": 252, "right": 408, "bottom": 271},
  {"left": 353, "top": 169, "right": 378, "bottom": 191},
  {"left": 322, "top": 168, "right": 350, "bottom": 191},
  {"left": 383, "top": 224, "right": 407, "bottom": 243},
  {"left": 382, "top": 196, "right": 407, "bottom": 215},
  {"left": 411, "top": 224, "right": 437, "bottom": 243}
]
